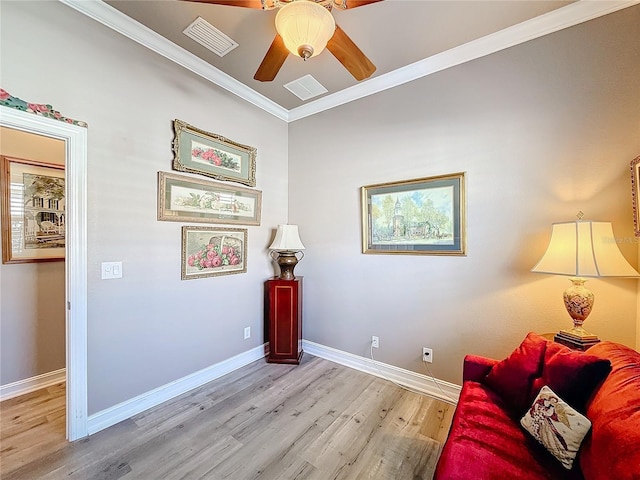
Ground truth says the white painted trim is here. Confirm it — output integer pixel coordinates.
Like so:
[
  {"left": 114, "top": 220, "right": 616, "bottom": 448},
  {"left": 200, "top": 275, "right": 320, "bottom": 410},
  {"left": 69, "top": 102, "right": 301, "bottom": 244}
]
[
  {"left": 302, "top": 340, "right": 461, "bottom": 405},
  {"left": 289, "top": 0, "right": 640, "bottom": 121},
  {"left": 87, "top": 344, "right": 267, "bottom": 435},
  {"left": 57, "top": 0, "right": 639, "bottom": 122},
  {"left": 86, "top": 339, "right": 458, "bottom": 437},
  {"left": 0, "top": 106, "right": 89, "bottom": 441},
  {"left": 0, "top": 369, "right": 66, "bottom": 401},
  {"left": 57, "top": 0, "right": 289, "bottom": 122}
]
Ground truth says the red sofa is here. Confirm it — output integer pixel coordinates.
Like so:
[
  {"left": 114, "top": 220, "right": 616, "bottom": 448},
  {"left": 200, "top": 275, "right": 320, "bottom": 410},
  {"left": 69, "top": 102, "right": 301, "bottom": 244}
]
[{"left": 434, "top": 334, "right": 640, "bottom": 480}]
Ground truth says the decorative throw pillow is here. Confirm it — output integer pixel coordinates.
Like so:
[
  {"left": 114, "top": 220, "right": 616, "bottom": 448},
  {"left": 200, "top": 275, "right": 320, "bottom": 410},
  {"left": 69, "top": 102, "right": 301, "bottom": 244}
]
[
  {"left": 484, "top": 332, "right": 547, "bottom": 414},
  {"left": 521, "top": 385, "right": 592, "bottom": 470},
  {"left": 530, "top": 342, "right": 611, "bottom": 413}
]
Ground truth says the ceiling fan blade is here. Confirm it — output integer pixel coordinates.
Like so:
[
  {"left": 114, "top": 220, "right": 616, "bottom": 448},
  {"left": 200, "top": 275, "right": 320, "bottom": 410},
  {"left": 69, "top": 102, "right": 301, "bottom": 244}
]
[
  {"left": 326, "top": 25, "right": 375, "bottom": 81},
  {"left": 254, "top": 34, "right": 289, "bottom": 82},
  {"left": 180, "top": 0, "right": 266, "bottom": 9},
  {"left": 340, "top": 0, "right": 383, "bottom": 9}
]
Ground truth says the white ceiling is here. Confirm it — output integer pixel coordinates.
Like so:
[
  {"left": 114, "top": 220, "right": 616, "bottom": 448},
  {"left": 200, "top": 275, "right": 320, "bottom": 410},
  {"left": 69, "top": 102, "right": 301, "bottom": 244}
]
[{"left": 60, "top": 0, "right": 638, "bottom": 121}]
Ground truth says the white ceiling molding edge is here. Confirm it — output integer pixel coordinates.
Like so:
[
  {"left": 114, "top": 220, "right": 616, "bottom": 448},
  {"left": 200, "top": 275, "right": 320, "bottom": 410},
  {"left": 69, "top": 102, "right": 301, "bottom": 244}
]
[
  {"left": 289, "top": 0, "right": 640, "bottom": 121},
  {"left": 58, "top": 0, "right": 639, "bottom": 124},
  {"left": 58, "top": 0, "right": 289, "bottom": 122}
]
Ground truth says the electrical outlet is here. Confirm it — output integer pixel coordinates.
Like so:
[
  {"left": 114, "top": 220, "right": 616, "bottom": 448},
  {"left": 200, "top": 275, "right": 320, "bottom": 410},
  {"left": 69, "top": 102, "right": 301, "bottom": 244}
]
[
  {"left": 422, "top": 347, "right": 433, "bottom": 363},
  {"left": 371, "top": 336, "right": 379, "bottom": 348},
  {"left": 244, "top": 327, "right": 251, "bottom": 339}
]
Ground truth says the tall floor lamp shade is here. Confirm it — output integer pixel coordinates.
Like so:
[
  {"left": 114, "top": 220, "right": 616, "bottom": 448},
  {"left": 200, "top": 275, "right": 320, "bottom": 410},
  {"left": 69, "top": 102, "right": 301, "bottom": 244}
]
[
  {"left": 269, "top": 225, "right": 305, "bottom": 280},
  {"left": 531, "top": 219, "right": 639, "bottom": 346}
]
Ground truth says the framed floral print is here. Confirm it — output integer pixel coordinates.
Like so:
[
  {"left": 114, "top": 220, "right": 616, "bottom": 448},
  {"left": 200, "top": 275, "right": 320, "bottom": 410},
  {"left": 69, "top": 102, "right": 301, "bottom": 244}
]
[
  {"left": 158, "top": 171, "right": 261, "bottom": 226},
  {"left": 172, "top": 119, "right": 256, "bottom": 187},
  {"left": 181, "top": 226, "right": 248, "bottom": 280}
]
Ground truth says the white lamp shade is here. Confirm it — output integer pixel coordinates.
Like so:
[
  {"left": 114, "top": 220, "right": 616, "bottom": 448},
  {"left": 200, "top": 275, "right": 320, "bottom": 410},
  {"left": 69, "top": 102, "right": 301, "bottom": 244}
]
[
  {"left": 269, "top": 224, "right": 305, "bottom": 251},
  {"left": 275, "top": 1, "right": 336, "bottom": 59},
  {"left": 531, "top": 221, "right": 639, "bottom": 277}
]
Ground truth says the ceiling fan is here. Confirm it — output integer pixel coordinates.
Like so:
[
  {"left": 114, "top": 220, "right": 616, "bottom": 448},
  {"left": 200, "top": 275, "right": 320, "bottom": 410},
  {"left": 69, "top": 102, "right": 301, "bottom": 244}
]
[{"left": 183, "top": 0, "right": 381, "bottom": 82}]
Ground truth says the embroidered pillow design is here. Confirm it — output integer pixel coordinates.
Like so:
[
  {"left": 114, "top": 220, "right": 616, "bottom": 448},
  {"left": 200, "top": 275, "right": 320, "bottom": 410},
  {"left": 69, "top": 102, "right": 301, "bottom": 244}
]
[{"left": 520, "top": 385, "right": 591, "bottom": 469}]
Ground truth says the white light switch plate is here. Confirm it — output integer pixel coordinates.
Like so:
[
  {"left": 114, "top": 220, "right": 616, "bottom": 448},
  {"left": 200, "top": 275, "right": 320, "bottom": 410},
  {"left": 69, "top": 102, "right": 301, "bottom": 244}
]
[{"left": 101, "top": 261, "right": 123, "bottom": 279}]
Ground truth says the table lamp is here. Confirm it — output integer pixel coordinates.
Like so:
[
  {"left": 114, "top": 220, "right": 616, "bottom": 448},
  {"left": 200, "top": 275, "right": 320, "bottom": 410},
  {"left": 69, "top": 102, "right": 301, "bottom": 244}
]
[
  {"left": 531, "top": 216, "right": 639, "bottom": 347},
  {"left": 269, "top": 224, "right": 305, "bottom": 280}
]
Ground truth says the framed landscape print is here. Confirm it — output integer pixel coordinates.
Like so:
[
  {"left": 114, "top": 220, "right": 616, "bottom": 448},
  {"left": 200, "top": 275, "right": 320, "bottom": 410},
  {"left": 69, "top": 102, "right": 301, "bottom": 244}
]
[
  {"left": 181, "top": 226, "right": 248, "bottom": 280},
  {"left": 158, "top": 171, "right": 262, "bottom": 226},
  {"left": 172, "top": 119, "right": 256, "bottom": 187},
  {"left": 361, "top": 173, "right": 466, "bottom": 255},
  {"left": 1, "top": 155, "right": 65, "bottom": 263}
]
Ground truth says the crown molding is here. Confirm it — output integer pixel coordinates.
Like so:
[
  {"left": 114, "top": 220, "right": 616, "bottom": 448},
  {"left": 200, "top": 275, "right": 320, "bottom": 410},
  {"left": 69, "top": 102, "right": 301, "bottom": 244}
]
[
  {"left": 59, "top": 0, "right": 639, "bottom": 123},
  {"left": 58, "top": 0, "right": 289, "bottom": 122},
  {"left": 289, "top": 0, "right": 640, "bottom": 121}
]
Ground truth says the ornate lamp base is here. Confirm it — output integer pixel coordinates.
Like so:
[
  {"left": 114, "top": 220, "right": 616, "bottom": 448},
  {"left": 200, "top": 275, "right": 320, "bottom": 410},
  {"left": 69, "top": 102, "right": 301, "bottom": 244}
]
[
  {"left": 270, "top": 251, "right": 304, "bottom": 280},
  {"left": 559, "top": 277, "right": 599, "bottom": 345}
]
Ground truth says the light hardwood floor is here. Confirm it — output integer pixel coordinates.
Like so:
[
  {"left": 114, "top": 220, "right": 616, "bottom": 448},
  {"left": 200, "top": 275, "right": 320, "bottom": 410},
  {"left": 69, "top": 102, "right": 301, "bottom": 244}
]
[{"left": 1, "top": 354, "right": 454, "bottom": 480}]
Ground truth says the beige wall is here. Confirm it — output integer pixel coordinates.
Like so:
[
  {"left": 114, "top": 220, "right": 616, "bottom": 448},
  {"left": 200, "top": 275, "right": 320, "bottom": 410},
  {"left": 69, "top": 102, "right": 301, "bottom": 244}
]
[
  {"left": 0, "top": 128, "right": 66, "bottom": 385},
  {"left": 288, "top": 6, "right": 640, "bottom": 384},
  {"left": 1, "top": 1, "right": 289, "bottom": 414},
  {"left": 1, "top": 0, "right": 638, "bottom": 415}
]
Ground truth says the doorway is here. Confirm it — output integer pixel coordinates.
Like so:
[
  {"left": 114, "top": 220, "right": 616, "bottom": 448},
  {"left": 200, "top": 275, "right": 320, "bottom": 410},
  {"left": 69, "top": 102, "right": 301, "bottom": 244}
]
[{"left": 0, "top": 106, "right": 88, "bottom": 440}]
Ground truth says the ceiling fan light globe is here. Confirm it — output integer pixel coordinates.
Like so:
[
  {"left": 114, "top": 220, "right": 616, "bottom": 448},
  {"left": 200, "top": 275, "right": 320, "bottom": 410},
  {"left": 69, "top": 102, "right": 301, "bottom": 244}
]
[{"left": 275, "top": 0, "right": 336, "bottom": 59}]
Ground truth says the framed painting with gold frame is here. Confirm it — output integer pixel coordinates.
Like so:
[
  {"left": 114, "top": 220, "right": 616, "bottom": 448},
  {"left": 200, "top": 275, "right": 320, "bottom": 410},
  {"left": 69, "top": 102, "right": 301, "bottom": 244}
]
[
  {"left": 1, "top": 155, "right": 65, "bottom": 263},
  {"left": 181, "top": 226, "right": 248, "bottom": 280},
  {"left": 158, "top": 171, "right": 261, "bottom": 226},
  {"left": 361, "top": 172, "right": 466, "bottom": 255},
  {"left": 172, "top": 119, "right": 256, "bottom": 187}
]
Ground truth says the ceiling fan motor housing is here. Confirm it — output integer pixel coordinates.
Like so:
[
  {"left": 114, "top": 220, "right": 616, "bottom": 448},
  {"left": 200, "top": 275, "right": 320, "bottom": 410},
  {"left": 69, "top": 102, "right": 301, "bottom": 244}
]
[{"left": 275, "top": 0, "right": 336, "bottom": 59}]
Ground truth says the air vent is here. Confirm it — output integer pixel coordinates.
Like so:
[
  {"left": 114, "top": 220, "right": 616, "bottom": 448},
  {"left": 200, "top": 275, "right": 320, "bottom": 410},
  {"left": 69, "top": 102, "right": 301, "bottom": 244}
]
[
  {"left": 283, "top": 74, "right": 328, "bottom": 101},
  {"left": 183, "top": 17, "right": 238, "bottom": 57}
]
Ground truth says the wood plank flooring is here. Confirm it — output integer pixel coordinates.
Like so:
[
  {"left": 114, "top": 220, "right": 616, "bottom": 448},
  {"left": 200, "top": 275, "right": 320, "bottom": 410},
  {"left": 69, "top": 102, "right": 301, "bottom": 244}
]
[
  {"left": 1, "top": 354, "right": 454, "bottom": 480},
  {"left": 1, "top": 381, "right": 67, "bottom": 475}
]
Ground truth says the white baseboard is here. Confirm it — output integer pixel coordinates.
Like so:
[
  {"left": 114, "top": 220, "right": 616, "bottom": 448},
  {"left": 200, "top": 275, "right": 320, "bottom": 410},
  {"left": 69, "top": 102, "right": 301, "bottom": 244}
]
[
  {"left": 86, "top": 339, "right": 460, "bottom": 437},
  {"left": 302, "top": 340, "right": 461, "bottom": 405},
  {"left": 0, "top": 368, "right": 66, "bottom": 401},
  {"left": 87, "top": 344, "right": 267, "bottom": 435}
]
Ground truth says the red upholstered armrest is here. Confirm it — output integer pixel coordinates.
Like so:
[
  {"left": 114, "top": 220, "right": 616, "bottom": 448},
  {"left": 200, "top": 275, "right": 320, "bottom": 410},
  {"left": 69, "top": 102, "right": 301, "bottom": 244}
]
[{"left": 463, "top": 354, "right": 498, "bottom": 383}]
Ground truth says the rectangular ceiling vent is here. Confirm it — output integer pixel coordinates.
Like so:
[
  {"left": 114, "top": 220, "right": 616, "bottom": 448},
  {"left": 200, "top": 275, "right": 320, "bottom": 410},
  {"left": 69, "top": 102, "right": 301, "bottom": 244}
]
[
  {"left": 183, "top": 17, "right": 238, "bottom": 57},
  {"left": 284, "top": 74, "right": 328, "bottom": 101}
]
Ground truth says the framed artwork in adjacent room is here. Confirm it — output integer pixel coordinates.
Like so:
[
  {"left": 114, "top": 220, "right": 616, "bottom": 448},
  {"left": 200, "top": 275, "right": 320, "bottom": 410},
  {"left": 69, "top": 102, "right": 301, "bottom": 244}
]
[
  {"left": 181, "top": 226, "right": 248, "bottom": 280},
  {"left": 1, "top": 155, "right": 65, "bottom": 263},
  {"left": 361, "top": 172, "right": 466, "bottom": 255},
  {"left": 172, "top": 119, "right": 256, "bottom": 187},
  {"left": 158, "top": 171, "right": 262, "bottom": 226}
]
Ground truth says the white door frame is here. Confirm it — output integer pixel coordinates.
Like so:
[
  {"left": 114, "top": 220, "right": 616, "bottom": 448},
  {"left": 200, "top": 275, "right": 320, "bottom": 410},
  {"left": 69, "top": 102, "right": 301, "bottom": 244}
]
[{"left": 0, "top": 106, "right": 88, "bottom": 440}]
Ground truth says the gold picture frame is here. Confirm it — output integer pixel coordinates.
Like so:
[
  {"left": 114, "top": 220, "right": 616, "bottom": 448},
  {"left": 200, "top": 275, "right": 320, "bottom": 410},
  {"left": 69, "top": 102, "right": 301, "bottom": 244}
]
[
  {"left": 172, "top": 119, "right": 256, "bottom": 187},
  {"left": 1, "top": 155, "right": 65, "bottom": 263},
  {"left": 361, "top": 173, "right": 466, "bottom": 255},
  {"left": 158, "top": 171, "right": 262, "bottom": 226},
  {"left": 181, "top": 226, "right": 248, "bottom": 280}
]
